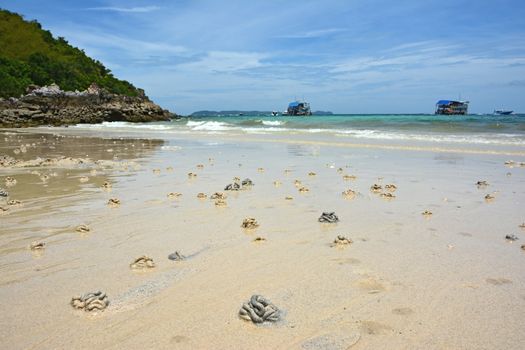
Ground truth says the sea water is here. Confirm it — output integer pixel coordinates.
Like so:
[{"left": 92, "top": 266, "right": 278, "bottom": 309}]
[{"left": 71, "top": 114, "right": 525, "bottom": 147}]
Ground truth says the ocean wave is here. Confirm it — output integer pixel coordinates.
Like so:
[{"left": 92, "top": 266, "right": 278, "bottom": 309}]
[
  {"left": 329, "top": 129, "right": 525, "bottom": 145},
  {"left": 160, "top": 145, "right": 182, "bottom": 151},
  {"left": 234, "top": 119, "right": 286, "bottom": 127},
  {"left": 70, "top": 120, "right": 525, "bottom": 146},
  {"left": 261, "top": 120, "right": 285, "bottom": 126},
  {"left": 72, "top": 121, "right": 173, "bottom": 130},
  {"left": 242, "top": 127, "right": 525, "bottom": 145},
  {"left": 186, "top": 120, "right": 234, "bottom": 131},
  {"left": 243, "top": 127, "right": 292, "bottom": 133},
  {"left": 186, "top": 120, "right": 206, "bottom": 126}
]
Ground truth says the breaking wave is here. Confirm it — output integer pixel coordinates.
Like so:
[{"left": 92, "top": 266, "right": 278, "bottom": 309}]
[
  {"left": 186, "top": 120, "right": 233, "bottom": 131},
  {"left": 261, "top": 120, "right": 285, "bottom": 126},
  {"left": 68, "top": 115, "right": 525, "bottom": 147},
  {"left": 73, "top": 121, "right": 174, "bottom": 130}
]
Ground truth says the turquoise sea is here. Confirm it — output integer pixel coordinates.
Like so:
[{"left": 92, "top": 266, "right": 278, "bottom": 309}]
[{"left": 72, "top": 114, "right": 525, "bottom": 146}]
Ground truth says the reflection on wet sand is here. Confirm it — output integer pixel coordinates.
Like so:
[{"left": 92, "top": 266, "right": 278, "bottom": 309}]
[
  {"left": 286, "top": 143, "right": 321, "bottom": 157},
  {"left": 0, "top": 131, "right": 164, "bottom": 252}
]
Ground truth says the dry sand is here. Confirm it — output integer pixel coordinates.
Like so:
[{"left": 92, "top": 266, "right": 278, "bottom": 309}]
[{"left": 1, "top": 128, "right": 524, "bottom": 349}]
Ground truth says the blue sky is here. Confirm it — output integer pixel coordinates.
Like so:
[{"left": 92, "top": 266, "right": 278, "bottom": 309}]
[{"left": 1, "top": 0, "right": 525, "bottom": 114}]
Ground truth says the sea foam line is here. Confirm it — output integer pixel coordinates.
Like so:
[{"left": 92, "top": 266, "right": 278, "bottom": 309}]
[
  {"left": 216, "top": 136, "right": 525, "bottom": 157},
  {"left": 70, "top": 121, "right": 525, "bottom": 146}
]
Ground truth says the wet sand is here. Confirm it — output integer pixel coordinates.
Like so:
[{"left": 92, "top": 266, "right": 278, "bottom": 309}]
[{"left": 1, "top": 128, "right": 524, "bottom": 349}]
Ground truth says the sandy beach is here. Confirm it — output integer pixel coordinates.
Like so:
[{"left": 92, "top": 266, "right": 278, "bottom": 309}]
[{"left": 0, "top": 126, "right": 524, "bottom": 349}]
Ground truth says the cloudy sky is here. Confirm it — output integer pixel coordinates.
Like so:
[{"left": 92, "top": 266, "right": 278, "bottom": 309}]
[{"left": 2, "top": 0, "right": 525, "bottom": 114}]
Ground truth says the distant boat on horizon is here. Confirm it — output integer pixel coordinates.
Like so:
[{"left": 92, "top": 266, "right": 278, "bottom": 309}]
[
  {"left": 494, "top": 109, "right": 513, "bottom": 115},
  {"left": 285, "top": 100, "right": 312, "bottom": 116},
  {"left": 435, "top": 100, "right": 469, "bottom": 115}
]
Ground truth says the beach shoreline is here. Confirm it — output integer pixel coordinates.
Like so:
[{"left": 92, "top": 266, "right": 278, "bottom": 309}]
[{"left": 1, "top": 126, "right": 524, "bottom": 349}]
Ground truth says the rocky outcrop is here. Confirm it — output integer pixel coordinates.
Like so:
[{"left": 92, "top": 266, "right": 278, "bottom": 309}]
[{"left": 0, "top": 83, "right": 175, "bottom": 127}]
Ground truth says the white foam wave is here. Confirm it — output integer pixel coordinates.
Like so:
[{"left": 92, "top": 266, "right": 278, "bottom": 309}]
[
  {"left": 330, "top": 129, "right": 525, "bottom": 145},
  {"left": 243, "top": 127, "right": 292, "bottom": 134},
  {"left": 186, "top": 121, "right": 206, "bottom": 126},
  {"left": 241, "top": 126, "right": 525, "bottom": 145},
  {"left": 70, "top": 120, "right": 525, "bottom": 146},
  {"left": 187, "top": 121, "right": 233, "bottom": 131},
  {"left": 72, "top": 121, "right": 172, "bottom": 130},
  {"left": 261, "top": 120, "right": 285, "bottom": 126},
  {"left": 160, "top": 145, "right": 182, "bottom": 151}
]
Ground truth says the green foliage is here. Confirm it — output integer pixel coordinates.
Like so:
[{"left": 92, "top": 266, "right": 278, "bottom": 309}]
[
  {"left": 0, "top": 57, "right": 32, "bottom": 97},
  {"left": 0, "top": 9, "right": 139, "bottom": 98}
]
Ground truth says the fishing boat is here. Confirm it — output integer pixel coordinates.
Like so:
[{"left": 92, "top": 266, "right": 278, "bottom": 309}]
[
  {"left": 435, "top": 100, "right": 469, "bottom": 115},
  {"left": 494, "top": 109, "right": 513, "bottom": 115},
  {"left": 286, "top": 100, "right": 312, "bottom": 116}
]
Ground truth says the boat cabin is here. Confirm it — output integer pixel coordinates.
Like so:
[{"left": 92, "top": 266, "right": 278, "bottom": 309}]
[
  {"left": 287, "top": 101, "right": 312, "bottom": 116},
  {"left": 435, "top": 100, "right": 469, "bottom": 115}
]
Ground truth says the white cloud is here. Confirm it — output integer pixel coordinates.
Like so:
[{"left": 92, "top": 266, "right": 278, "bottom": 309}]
[
  {"left": 52, "top": 29, "right": 187, "bottom": 57},
  {"left": 385, "top": 40, "right": 457, "bottom": 53},
  {"left": 86, "top": 6, "right": 160, "bottom": 13},
  {"left": 175, "top": 51, "right": 268, "bottom": 73},
  {"left": 277, "top": 28, "right": 345, "bottom": 39},
  {"left": 330, "top": 51, "right": 525, "bottom": 75},
  {"left": 329, "top": 41, "right": 477, "bottom": 74}
]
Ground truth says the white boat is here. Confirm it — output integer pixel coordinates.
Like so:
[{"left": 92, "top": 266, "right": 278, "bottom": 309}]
[{"left": 494, "top": 109, "right": 513, "bottom": 115}]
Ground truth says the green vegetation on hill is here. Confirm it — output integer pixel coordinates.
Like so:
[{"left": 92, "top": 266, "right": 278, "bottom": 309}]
[{"left": 0, "top": 9, "right": 139, "bottom": 98}]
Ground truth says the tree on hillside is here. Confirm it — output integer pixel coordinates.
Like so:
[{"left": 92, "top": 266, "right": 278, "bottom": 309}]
[{"left": 0, "top": 9, "right": 139, "bottom": 98}]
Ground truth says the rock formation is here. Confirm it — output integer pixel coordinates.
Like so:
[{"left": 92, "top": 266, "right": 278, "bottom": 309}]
[{"left": 0, "top": 83, "right": 176, "bottom": 127}]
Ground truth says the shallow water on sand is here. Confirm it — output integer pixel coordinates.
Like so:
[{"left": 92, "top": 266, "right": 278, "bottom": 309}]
[{"left": 1, "top": 129, "right": 524, "bottom": 349}]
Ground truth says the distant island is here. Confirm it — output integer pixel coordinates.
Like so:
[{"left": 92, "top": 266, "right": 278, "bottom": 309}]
[
  {"left": 191, "top": 110, "right": 333, "bottom": 117},
  {"left": 0, "top": 9, "right": 175, "bottom": 127}
]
